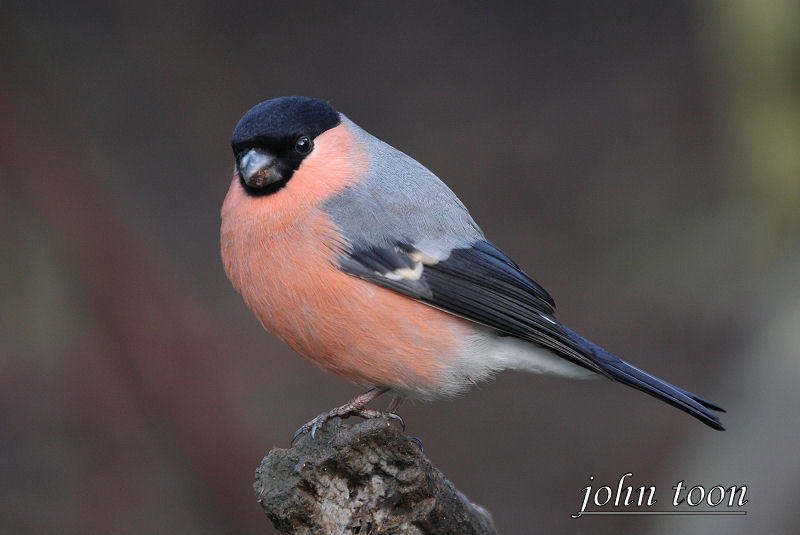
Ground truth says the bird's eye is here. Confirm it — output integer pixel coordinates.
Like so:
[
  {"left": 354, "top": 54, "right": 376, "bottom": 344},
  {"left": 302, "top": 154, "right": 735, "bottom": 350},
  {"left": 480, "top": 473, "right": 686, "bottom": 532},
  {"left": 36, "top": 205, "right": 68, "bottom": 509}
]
[{"left": 294, "top": 135, "right": 312, "bottom": 155}]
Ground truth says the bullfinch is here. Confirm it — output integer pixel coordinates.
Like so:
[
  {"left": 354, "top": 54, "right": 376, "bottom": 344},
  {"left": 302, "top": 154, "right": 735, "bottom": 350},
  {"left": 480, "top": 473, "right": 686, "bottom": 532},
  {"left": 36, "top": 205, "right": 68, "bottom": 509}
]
[{"left": 220, "top": 96, "right": 724, "bottom": 439}]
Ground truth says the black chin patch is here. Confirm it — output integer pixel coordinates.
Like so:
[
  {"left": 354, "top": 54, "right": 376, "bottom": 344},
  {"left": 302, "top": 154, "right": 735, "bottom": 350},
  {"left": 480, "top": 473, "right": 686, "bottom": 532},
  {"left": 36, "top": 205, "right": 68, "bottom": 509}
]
[{"left": 238, "top": 172, "right": 290, "bottom": 197}]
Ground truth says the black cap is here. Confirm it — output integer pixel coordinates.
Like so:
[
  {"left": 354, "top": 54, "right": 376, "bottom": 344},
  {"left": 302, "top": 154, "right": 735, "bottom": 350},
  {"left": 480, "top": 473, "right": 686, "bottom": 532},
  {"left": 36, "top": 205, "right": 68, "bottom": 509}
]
[{"left": 231, "top": 96, "right": 340, "bottom": 156}]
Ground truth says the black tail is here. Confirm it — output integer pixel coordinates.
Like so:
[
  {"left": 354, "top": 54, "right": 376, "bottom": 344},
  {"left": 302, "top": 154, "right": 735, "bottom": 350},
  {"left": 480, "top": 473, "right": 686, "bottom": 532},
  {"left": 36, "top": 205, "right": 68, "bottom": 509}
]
[{"left": 561, "top": 326, "right": 725, "bottom": 430}]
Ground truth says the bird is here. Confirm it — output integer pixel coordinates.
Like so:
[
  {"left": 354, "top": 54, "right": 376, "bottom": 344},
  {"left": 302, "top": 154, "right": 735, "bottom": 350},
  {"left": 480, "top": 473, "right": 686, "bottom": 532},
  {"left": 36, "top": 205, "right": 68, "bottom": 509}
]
[{"left": 220, "top": 96, "right": 725, "bottom": 440}]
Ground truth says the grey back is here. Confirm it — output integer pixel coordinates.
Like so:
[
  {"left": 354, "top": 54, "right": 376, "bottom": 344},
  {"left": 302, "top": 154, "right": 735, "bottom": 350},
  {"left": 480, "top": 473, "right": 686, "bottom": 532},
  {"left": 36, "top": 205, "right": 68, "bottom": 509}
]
[{"left": 323, "top": 116, "right": 484, "bottom": 258}]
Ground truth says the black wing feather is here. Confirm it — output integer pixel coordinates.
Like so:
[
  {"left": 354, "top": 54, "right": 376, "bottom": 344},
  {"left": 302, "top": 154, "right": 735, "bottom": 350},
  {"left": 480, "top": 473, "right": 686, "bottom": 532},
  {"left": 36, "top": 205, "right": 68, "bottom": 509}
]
[{"left": 338, "top": 239, "right": 724, "bottom": 430}]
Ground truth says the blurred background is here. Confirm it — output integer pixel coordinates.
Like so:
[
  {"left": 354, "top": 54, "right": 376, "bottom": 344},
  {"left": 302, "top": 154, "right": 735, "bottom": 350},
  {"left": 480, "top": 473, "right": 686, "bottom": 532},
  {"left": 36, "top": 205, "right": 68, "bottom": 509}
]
[{"left": 2, "top": 1, "right": 799, "bottom": 534}]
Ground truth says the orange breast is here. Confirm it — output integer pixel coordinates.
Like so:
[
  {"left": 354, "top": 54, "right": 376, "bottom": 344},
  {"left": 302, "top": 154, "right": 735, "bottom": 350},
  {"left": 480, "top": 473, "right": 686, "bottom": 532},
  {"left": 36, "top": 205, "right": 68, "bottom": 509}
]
[{"left": 221, "top": 187, "right": 468, "bottom": 393}]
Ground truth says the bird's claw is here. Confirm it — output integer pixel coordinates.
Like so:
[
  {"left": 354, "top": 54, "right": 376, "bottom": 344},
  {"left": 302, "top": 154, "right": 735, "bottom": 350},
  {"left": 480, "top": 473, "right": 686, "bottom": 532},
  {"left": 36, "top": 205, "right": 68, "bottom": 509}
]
[
  {"left": 389, "top": 412, "right": 405, "bottom": 431},
  {"left": 291, "top": 422, "right": 311, "bottom": 445}
]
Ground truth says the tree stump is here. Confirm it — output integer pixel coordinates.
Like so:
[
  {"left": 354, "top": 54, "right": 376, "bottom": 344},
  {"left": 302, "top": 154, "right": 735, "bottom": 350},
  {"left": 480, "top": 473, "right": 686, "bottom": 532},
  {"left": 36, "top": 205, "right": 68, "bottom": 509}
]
[{"left": 254, "top": 418, "right": 498, "bottom": 534}]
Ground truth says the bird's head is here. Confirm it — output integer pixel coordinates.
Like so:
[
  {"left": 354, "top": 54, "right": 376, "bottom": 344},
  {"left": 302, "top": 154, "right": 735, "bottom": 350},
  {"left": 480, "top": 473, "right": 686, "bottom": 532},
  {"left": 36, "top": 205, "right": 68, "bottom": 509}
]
[{"left": 231, "top": 96, "right": 342, "bottom": 196}]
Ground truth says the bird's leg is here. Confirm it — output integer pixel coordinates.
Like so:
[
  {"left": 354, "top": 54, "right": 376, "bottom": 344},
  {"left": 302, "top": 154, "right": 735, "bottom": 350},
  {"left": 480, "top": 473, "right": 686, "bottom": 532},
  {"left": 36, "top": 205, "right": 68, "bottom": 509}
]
[
  {"left": 386, "top": 396, "right": 403, "bottom": 414},
  {"left": 292, "top": 387, "right": 404, "bottom": 443}
]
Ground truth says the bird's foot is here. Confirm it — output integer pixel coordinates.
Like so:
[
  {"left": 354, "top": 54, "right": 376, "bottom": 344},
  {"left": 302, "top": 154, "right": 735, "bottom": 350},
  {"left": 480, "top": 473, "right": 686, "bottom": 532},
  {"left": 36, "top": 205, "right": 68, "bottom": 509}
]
[
  {"left": 291, "top": 387, "right": 403, "bottom": 444},
  {"left": 291, "top": 412, "right": 334, "bottom": 444}
]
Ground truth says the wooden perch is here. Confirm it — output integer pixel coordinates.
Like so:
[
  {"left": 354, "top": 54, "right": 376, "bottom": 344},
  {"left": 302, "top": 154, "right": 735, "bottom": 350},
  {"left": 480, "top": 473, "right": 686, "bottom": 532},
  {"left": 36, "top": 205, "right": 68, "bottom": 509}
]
[{"left": 254, "top": 418, "right": 498, "bottom": 535}]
